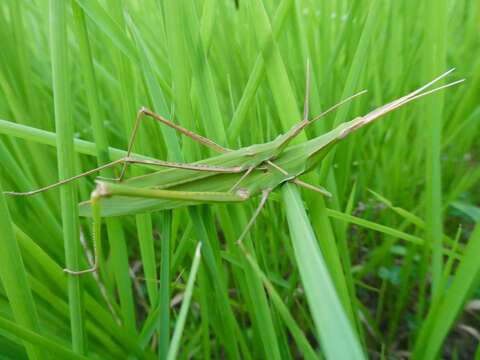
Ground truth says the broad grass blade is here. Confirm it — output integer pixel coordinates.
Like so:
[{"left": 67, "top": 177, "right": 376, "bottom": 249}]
[{"left": 282, "top": 183, "right": 365, "bottom": 359}]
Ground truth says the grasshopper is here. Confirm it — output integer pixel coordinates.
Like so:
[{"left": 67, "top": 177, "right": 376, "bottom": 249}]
[{"left": 4, "top": 68, "right": 463, "bottom": 275}]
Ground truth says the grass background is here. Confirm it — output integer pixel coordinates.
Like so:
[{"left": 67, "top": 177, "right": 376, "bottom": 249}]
[{"left": 0, "top": 0, "right": 479, "bottom": 359}]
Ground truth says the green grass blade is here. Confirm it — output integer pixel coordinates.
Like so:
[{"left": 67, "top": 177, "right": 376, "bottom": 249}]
[
  {"left": 227, "top": 0, "right": 294, "bottom": 140},
  {"left": 0, "top": 317, "right": 88, "bottom": 360},
  {"left": 166, "top": 242, "right": 202, "bottom": 360},
  {"left": 189, "top": 207, "right": 242, "bottom": 359},
  {"left": 0, "top": 183, "right": 45, "bottom": 359},
  {"left": 0, "top": 119, "right": 152, "bottom": 163},
  {"left": 13, "top": 226, "right": 146, "bottom": 356},
  {"left": 325, "top": 208, "right": 460, "bottom": 259},
  {"left": 421, "top": 0, "right": 447, "bottom": 301},
  {"left": 412, "top": 222, "right": 480, "bottom": 359},
  {"left": 0, "top": 141, "right": 62, "bottom": 248},
  {"left": 49, "top": 0, "right": 85, "bottom": 353},
  {"left": 71, "top": 2, "right": 136, "bottom": 333},
  {"left": 335, "top": 183, "right": 364, "bottom": 341},
  {"left": 282, "top": 183, "right": 365, "bottom": 359},
  {"left": 158, "top": 211, "right": 171, "bottom": 359},
  {"left": 250, "top": 0, "right": 300, "bottom": 133},
  {"left": 73, "top": 0, "right": 137, "bottom": 62},
  {"left": 318, "top": 0, "right": 381, "bottom": 183},
  {"left": 108, "top": 0, "right": 158, "bottom": 308},
  {"left": 241, "top": 245, "right": 320, "bottom": 360},
  {"left": 181, "top": 2, "right": 227, "bottom": 146},
  {"left": 126, "top": 16, "right": 182, "bottom": 161}
]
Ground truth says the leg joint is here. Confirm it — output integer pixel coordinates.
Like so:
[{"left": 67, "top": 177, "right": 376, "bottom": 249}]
[
  {"left": 138, "top": 106, "right": 149, "bottom": 114},
  {"left": 92, "top": 181, "right": 110, "bottom": 199}
]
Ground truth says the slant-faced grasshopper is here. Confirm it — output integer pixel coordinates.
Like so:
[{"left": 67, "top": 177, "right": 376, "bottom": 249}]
[{"left": 4, "top": 69, "right": 463, "bottom": 275}]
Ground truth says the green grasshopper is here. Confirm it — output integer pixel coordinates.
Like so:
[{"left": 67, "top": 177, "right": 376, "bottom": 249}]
[{"left": 4, "top": 68, "right": 463, "bottom": 275}]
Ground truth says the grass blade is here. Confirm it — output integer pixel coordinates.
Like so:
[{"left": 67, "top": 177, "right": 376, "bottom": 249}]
[
  {"left": 281, "top": 183, "right": 365, "bottom": 359},
  {"left": 0, "top": 317, "right": 88, "bottom": 360},
  {"left": 189, "top": 207, "right": 242, "bottom": 359},
  {"left": 158, "top": 211, "right": 171, "bottom": 359},
  {"left": 227, "top": 0, "right": 294, "bottom": 140},
  {"left": 241, "top": 244, "right": 320, "bottom": 359},
  {"left": 412, "top": 222, "right": 480, "bottom": 359},
  {"left": 0, "top": 183, "right": 45, "bottom": 359},
  {"left": 73, "top": 0, "right": 137, "bottom": 62},
  {"left": 0, "top": 119, "right": 151, "bottom": 163},
  {"left": 166, "top": 242, "right": 202, "bottom": 360},
  {"left": 108, "top": 0, "right": 158, "bottom": 308},
  {"left": 49, "top": 0, "right": 85, "bottom": 352},
  {"left": 71, "top": 2, "right": 136, "bottom": 333},
  {"left": 421, "top": 0, "right": 447, "bottom": 302}
]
